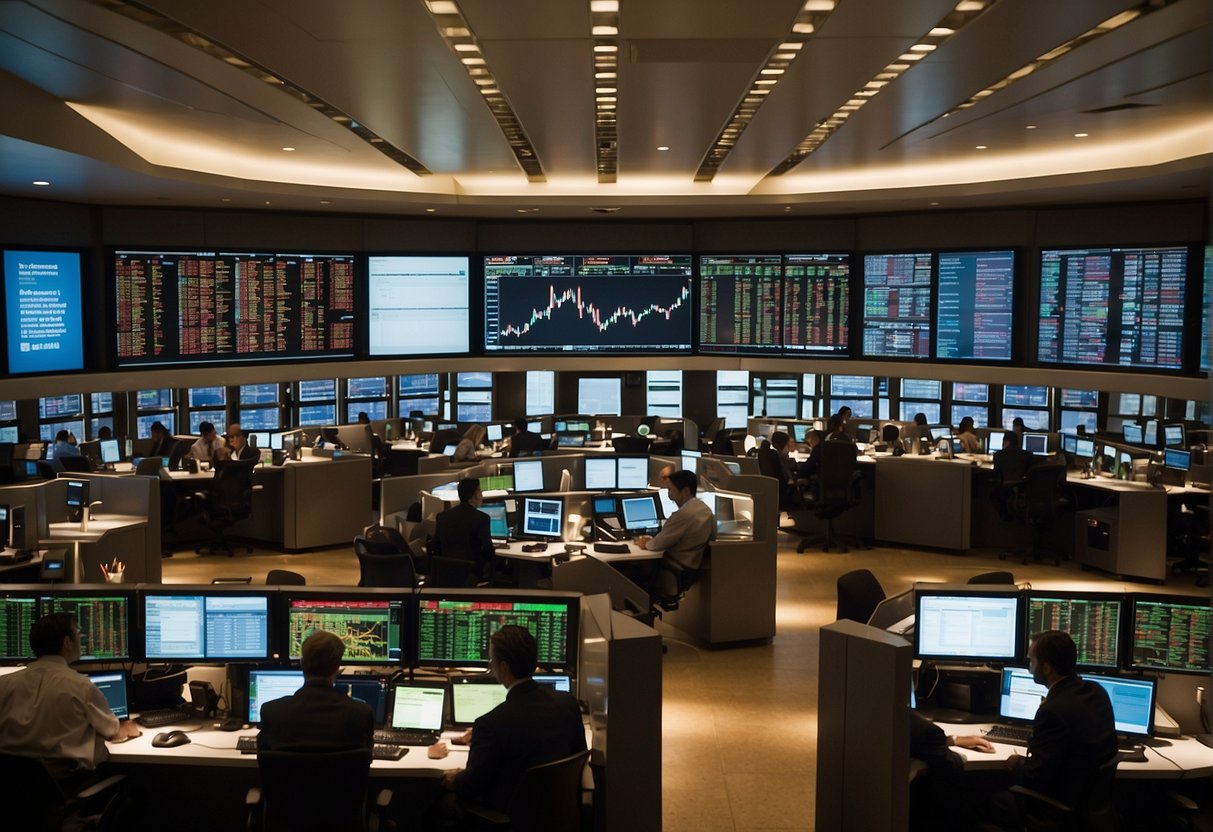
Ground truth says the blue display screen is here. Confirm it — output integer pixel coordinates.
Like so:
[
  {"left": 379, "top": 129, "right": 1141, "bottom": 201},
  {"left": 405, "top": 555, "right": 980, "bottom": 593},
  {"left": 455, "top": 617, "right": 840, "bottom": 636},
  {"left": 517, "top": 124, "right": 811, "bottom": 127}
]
[{"left": 4, "top": 250, "right": 84, "bottom": 374}]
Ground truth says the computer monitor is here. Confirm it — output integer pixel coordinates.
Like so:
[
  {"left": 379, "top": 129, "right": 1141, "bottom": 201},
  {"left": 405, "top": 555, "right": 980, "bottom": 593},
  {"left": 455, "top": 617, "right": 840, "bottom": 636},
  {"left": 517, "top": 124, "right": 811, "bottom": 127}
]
[
  {"left": 478, "top": 474, "right": 513, "bottom": 493},
  {"left": 1061, "top": 434, "right": 1078, "bottom": 455},
  {"left": 521, "top": 497, "right": 563, "bottom": 538},
  {"left": 478, "top": 502, "right": 510, "bottom": 540},
  {"left": 1130, "top": 595, "right": 1212, "bottom": 674},
  {"left": 1081, "top": 672, "right": 1156, "bottom": 737},
  {"left": 616, "top": 457, "right": 649, "bottom": 490},
  {"left": 680, "top": 450, "right": 701, "bottom": 473},
  {"left": 1163, "top": 423, "right": 1185, "bottom": 448},
  {"left": 852, "top": 422, "right": 877, "bottom": 443},
  {"left": 1164, "top": 449, "right": 1191, "bottom": 472},
  {"left": 534, "top": 672, "right": 572, "bottom": 693},
  {"left": 998, "top": 666, "right": 1047, "bottom": 722},
  {"left": 415, "top": 590, "right": 579, "bottom": 669},
  {"left": 99, "top": 439, "right": 121, "bottom": 465},
  {"left": 247, "top": 669, "right": 304, "bottom": 723},
  {"left": 0, "top": 426, "right": 17, "bottom": 443},
  {"left": 335, "top": 674, "right": 391, "bottom": 726},
  {"left": 142, "top": 589, "right": 272, "bottom": 662},
  {"left": 450, "top": 676, "right": 509, "bottom": 726},
  {"left": 85, "top": 670, "right": 130, "bottom": 719},
  {"left": 486, "top": 424, "right": 503, "bottom": 443},
  {"left": 1075, "top": 438, "right": 1096, "bottom": 459},
  {"left": 1144, "top": 419, "right": 1159, "bottom": 447},
  {"left": 791, "top": 423, "right": 810, "bottom": 443},
  {"left": 914, "top": 588, "right": 1022, "bottom": 662},
  {"left": 986, "top": 431, "right": 1008, "bottom": 454},
  {"left": 1122, "top": 423, "right": 1144, "bottom": 445},
  {"left": 249, "top": 431, "right": 270, "bottom": 450},
  {"left": 40, "top": 590, "right": 133, "bottom": 661},
  {"left": 388, "top": 683, "right": 446, "bottom": 733},
  {"left": 442, "top": 444, "right": 458, "bottom": 457},
  {"left": 0, "top": 591, "right": 38, "bottom": 661},
  {"left": 511, "top": 459, "right": 544, "bottom": 493},
  {"left": 527, "top": 420, "right": 543, "bottom": 433},
  {"left": 583, "top": 457, "right": 617, "bottom": 491},
  {"left": 926, "top": 424, "right": 951, "bottom": 442},
  {"left": 1026, "top": 592, "right": 1123, "bottom": 669},
  {"left": 620, "top": 495, "right": 660, "bottom": 533},
  {"left": 64, "top": 478, "right": 89, "bottom": 515},
  {"left": 556, "top": 433, "right": 586, "bottom": 448},
  {"left": 1022, "top": 433, "right": 1049, "bottom": 455},
  {"left": 285, "top": 594, "right": 404, "bottom": 665}
]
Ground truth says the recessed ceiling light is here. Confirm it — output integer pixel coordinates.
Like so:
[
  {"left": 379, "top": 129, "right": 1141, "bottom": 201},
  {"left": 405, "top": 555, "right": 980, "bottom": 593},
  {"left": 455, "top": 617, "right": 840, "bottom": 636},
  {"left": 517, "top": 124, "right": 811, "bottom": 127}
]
[
  {"left": 592, "top": 25, "right": 618, "bottom": 36},
  {"left": 425, "top": 208, "right": 437, "bottom": 213},
  {"left": 31, "top": 180, "right": 49, "bottom": 186},
  {"left": 657, "top": 145, "right": 670, "bottom": 151},
  {"left": 221, "top": 198, "right": 232, "bottom": 202},
  {"left": 783, "top": 205, "right": 792, "bottom": 212},
  {"left": 1074, "top": 132, "right": 1089, "bottom": 137},
  {"left": 282, "top": 146, "right": 295, "bottom": 151},
  {"left": 1025, "top": 124, "right": 1037, "bottom": 129},
  {"left": 929, "top": 201, "right": 940, "bottom": 206},
  {"left": 319, "top": 200, "right": 332, "bottom": 205},
  {"left": 264, "top": 201, "right": 271, "bottom": 205},
  {"left": 589, "top": 0, "right": 618, "bottom": 11},
  {"left": 975, "top": 145, "right": 987, "bottom": 149}
]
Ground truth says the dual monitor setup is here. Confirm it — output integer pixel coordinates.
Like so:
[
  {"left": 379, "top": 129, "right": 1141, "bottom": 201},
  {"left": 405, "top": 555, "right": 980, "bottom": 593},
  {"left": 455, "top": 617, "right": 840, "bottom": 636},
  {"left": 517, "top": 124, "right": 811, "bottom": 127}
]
[{"left": 0, "top": 586, "right": 579, "bottom": 673}]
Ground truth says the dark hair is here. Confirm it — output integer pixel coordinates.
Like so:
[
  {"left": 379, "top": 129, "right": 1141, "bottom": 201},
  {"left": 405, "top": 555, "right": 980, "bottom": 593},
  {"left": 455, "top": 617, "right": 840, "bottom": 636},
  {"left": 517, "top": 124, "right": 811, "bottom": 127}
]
[
  {"left": 199, "top": 421, "right": 215, "bottom": 436},
  {"left": 513, "top": 417, "right": 528, "bottom": 431},
  {"left": 30, "top": 613, "right": 76, "bottom": 658},
  {"left": 150, "top": 421, "right": 166, "bottom": 434},
  {"left": 490, "top": 624, "right": 537, "bottom": 679},
  {"left": 55, "top": 429, "right": 69, "bottom": 442},
  {"left": 770, "top": 431, "right": 790, "bottom": 450},
  {"left": 838, "top": 406, "right": 852, "bottom": 417},
  {"left": 1012, "top": 417, "right": 1026, "bottom": 430},
  {"left": 301, "top": 630, "right": 345, "bottom": 678},
  {"left": 357, "top": 411, "right": 370, "bottom": 424},
  {"left": 668, "top": 469, "right": 698, "bottom": 495},
  {"left": 826, "top": 414, "right": 845, "bottom": 436},
  {"left": 913, "top": 413, "right": 928, "bottom": 426},
  {"left": 457, "top": 477, "right": 480, "bottom": 503},
  {"left": 1002, "top": 432, "right": 1019, "bottom": 450},
  {"left": 958, "top": 416, "right": 974, "bottom": 433},
  {"left": 97, "top": 426, "right": 112, "bottom": 439},
  {"left": 1030, "top": 629, "right": 1077, "bottom": 677},
  {"left": 806, "top": 429, "right": 824, "bottom": 444}
]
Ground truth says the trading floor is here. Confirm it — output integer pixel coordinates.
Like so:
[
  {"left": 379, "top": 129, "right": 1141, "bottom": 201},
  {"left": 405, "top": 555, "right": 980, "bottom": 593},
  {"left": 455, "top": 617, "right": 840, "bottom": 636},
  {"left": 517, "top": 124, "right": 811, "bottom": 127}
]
[{"left": 160, "top": 524, "right": 1196, "bottom": 831}]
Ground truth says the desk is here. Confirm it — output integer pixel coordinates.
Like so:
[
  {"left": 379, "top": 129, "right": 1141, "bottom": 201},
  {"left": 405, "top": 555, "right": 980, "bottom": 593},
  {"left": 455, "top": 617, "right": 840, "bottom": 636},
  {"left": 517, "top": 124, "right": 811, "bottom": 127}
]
[
  {"left": 42, "top": 515, "right": 147, "bottom": 583},
  {"left": 494, "top": 539, "right": 660, "bottom": 565}
]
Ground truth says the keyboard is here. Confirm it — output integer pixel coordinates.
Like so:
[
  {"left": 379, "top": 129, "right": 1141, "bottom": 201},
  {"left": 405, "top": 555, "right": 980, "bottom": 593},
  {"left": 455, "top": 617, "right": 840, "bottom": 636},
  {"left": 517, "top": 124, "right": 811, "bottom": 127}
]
[
  {"left": 374, "top": 743, "right": 408, "bottom": 761},
  {"left": 137, "top": 708, "right": 193, "bottom": 727},
  {"left": 373, "top": 729, "right": 440, "bottom": 746},
  {"left": 237, "top": 735, "right": 258, "bottom": 754},
  {"left": 594, "top": 543, "right": 631, "bottom": 555},
  {"left": 984, "top": 724, "right": 1032, "bottom": 746}
]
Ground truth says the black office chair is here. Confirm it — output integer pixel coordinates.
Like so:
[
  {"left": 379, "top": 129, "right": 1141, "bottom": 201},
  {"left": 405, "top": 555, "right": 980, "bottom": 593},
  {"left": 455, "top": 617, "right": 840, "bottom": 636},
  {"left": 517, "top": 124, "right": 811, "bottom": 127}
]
[
  {"left": 757, "top": 445, "right": 796, "bottom": 512},
  {"left": 427, "top": 555, "right": 479, "bottom": 588},
  {"left": 354, "top": 537, "right": 418, "bottom": 589},
  {"left": 58, "top": 456, "right": 92, "bottom": 473},
  {"left": 464, "top": 749, "right": 590, "bottom": 832},
  {"left": 35, "top": 460, "right": 57, "bottom": 480},
  {"left": 194, "top": 461, "right": 256, "bottom": 556},
  {"left": 265, "top": 569, "right": 306, "bottom": 585},
  {"left": 835, "top": 568, "right": 886, "bottom": 624},
  {"left": 1001, "top": 464, "right": 1068, "bottom": 566},
  {"left": 611, "top": 435, "right": 650, "bottom": 454},
  {"left": 0, "top": 753, "right": 130, "bottom": 832},
  {"left": 701, "top": 417, "right": 725, "bottom": 444},
  {"left": 651, "top": 545, "right": 708, "bottom": 617},
  {"left": 649, "top": 429, "right": 684, "bottom": 456},
  {"left": 211, "top": 576, "right": 253, "bottom": 584},
  {"left": 1010, "top": 754, "right": 1119, "bottom": 832},
  {"left": 968, "top": 571, "right": 1015, "bottom": 585},
  {"left": 798, "top": 440, "right": 864, "bottom": 553},
  {"left": 428, "top": 429, "right": 463, "bottom": 455},
  {"left": 134, "top": 457, "right": 163, "bottom": 476},
  {"left": 247, "top": 749, "right": 391, "bottom": 832}
]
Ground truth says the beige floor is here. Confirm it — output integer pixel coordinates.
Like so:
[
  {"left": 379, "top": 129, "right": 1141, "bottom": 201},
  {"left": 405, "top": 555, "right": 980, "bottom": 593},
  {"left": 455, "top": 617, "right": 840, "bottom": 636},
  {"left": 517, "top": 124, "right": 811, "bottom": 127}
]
[{"left": 161, "top": 531, "right": 1203, "bottom": 831}]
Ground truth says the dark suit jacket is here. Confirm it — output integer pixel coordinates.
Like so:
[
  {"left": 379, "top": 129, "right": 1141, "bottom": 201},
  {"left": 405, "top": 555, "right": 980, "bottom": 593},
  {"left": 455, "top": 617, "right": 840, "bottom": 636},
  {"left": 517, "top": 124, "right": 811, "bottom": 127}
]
[
  {"left": 1013, "top": 674, "right": 1117, "bottom": 807},
  {"left": 508, "top": 429, "right": 547, "bottom": 457},
  {"left": 257, "top": 680, "right": 374, "bottom": 753},
  {"left": 432, "top": 502, "right": 495, "bottom": 575},
  {"left": 908, "top": 710, "right": 963, "bottom": 779},
  {"left": 455, "top": 679, "right": 586, "bottom": 811},
  {"left": 229, "top": 444, "right": 259, "bottom": 462}
]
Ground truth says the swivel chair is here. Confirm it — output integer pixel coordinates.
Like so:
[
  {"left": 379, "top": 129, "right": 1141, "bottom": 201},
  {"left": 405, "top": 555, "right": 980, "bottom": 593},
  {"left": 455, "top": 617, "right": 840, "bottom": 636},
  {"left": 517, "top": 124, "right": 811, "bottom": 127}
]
[
  {"left": 1000, "top": 464, "right": 1068, "bottom": 566},
  {"left": 464, "top": 749, "right": 590, "bottom": 832},
  {"left": 428, "top": 429, "right": 463, "bottom": 455},
  {"left": 650, "top": 544, "right": 709, "bottom": 618},
  {"left": 247, "top": 749, "right": 392, "bottom": 832},
  {"left": 58, "top": 456, "right": 92, "bottom": 473},
  {"left": 265, "top": 569, "right": 306, "bottom": 585},
  {"left": 427, "top": 555, "right": 479, "bottom": 588},
  {"left": 0, "top": 752, "right": 129, "bottom": 832},
  {"left": 835, "top": 569, "right": 886, "bottom": 624},
  {"left": 797, "top": 440, "right": 864, "bottom": 552},
  {"left": 1009, "top": 754, "right": 1118, "bottom": 831},
  {"left": 610, "top": 435, "right": 649, "bottom": 455},
  {"left": 194, "top": 461, "right": 256, "bottom": 556},
  {"left": 968, "top": 571, "right": 1015, "bottom": 585},
  {"left": 354, "top": 536, "right": 418, "bottom": 589},
  {"left": 757, "top": 444, "right": 795, "bottom": 511}
]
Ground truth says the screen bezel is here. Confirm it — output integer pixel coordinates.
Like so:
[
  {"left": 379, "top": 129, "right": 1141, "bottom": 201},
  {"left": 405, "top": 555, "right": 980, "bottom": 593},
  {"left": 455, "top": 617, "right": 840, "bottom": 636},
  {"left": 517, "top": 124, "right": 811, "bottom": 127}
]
[
  {"left": 913, "top": 586, "right": 1024, "bottom": 663},
  {"left": 364, "top": 253, "right": 472, "bottom": 358},
  {"left": 140, "top": 586, "right": 275, "bottom": 664}
]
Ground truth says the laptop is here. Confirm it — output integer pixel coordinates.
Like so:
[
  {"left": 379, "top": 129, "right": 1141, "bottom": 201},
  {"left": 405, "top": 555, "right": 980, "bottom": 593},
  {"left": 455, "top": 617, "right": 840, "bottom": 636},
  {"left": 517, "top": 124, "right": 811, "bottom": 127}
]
[
  {"left": 379, "top": 683, "right": 446, "bottom": 745},
  {"left": 85, "top": 670, "right": 130, "bottom": 719},
  {"left": 450, "top": 676, "right": 508, "bottom": 728},
  {"left": 334, "top": 674, "right": 392, "bottom": 727}
]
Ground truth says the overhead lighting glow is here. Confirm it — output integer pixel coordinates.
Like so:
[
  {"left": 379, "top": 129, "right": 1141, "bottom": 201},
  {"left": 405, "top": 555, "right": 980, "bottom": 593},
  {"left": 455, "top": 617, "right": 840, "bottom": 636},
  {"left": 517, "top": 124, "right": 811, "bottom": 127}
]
[
  {"left": 975, "top": 145, "right": 987, "bottom": 149},
  {"left": 426, "top": 1, "right": 459, "bottom": 14},
  {"left": 592, "top": 25, "right": 618, "bottom": 35},
  {"left": 281, "top": 146, "right": 295, "bottom": 151},
  {"left": 32, "top": 180, "right": 49, "bottom": 186},
  {"left": 589, "top": 0, "right": 618, "bottom": 10},
  {"left": 657, "top": 145, "right": 670, "bottom": 151},
  {"left": 1074, "top": 132, "right": 1089, "bottom": 137}
]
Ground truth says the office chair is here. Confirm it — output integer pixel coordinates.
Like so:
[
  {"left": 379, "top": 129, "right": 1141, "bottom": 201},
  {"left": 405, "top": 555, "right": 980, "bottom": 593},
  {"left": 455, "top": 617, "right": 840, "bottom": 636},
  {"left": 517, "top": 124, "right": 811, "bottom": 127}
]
[
  {"left": 968, "top": 571, "right": 1015, "bottom": 585},
  {"left": 649, "top": 429, "right": 684, "bottom": 455},
  {"left": 463, "top": 749, "right": 590, "bottom": 832},
  {"left": 651, "top": 545, "right": 708, "bottom": 618},
  {"left": 58, "top": 456, "right": 92, "bottom": 473},
  {"left": 1009, "top": 754, "right": 1118, "bottom": 832},
  {"left": 701, "top": 417, "right": 725, "bottom": 444},
  {"left": 427, "top": 555, "right": 479, "bottom": 588},
  {"left": 265, "top": 569, "right": 306, "bottom": 585},
  {"left": 247, "top": 749, "right": 392, "bottom": 832},
  {"left": 1000, "top": 464, "right": 1068, "bottom": 567},
  {"left": 354, "top": 537, "right": 418, "bottom": 589},
  {"left": 134, "top": 457, "right": 163, "bottom": 476},
  {"left": 610, "top": 435, "right": 649, "bottom": 454},
  {"left": 797, "top": 440, "right": 864, "bottom": 553},
  {"left": 756, "top": 444, "right": 796, "bottom": 512},
  {"left": 428, "top": 429, "right": 462, "bottom": 455},
  {"left": 211, "top": 576, "right": 253, "bottom": 584},
  {"left": 835, "top": 569, "right": 886, "bottom": 624},
  {"left": 0, "top": 752, "right": 130, "bottom": 832},
  {"left": 194, "top": 461, "right": 256, "bottom": 556},
  {"left": 35, "top": 460, "right": 57, "bottom": 480}
]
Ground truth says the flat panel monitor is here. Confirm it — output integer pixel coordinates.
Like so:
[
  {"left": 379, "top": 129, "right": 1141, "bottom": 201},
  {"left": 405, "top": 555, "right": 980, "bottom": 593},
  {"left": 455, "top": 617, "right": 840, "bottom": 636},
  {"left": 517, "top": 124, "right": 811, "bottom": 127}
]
[
  {"left": 483, "top": 255, "right": 693, "bottom": 354},
  {"left": 1061, "top": 434, "right": 1078, "bottom": 454},
  {"left": 914, "top": 588, "right": 1022, "bottom": 662},
  {"left": 862, "top": 253, "right": 931, "bottom": 358},
  {"left": 0, "top": 426, "right": 16, "bottom": 443},
  {"left": 782, "top": 254, "right": 850, "bottom": 354},
  {"left": 247, "top": 669, "right": 304, "bottom": 723},
  {"left": 450, "top": 676, "right": 508, "bottom": 726},
  {"left": 1144, "top": 419, "right": 1159, "bottom": 446},
  {"left": 64, "top": 478, "right": 89, "bottom": 511},
  {"left": 0, "top": 591, "right": 38, "bottom": 661},
  {"left": 1022, "top": 433, "right": 1049, "bottom": 455},
  {"left": 1163, "top": 423, "right": 1185, "bottom": 448},
  {"left": 486, "top": 424, "right": 503, "bottom": 442},
  {"left": 680, "top": 450, "right": 700, "bottom": 473},
  {"left": 99, "top": 439, "right": 121, "bottom": 464},
  {"left": 84, "top": 670, "right": 130, "bottom": 719},
  {"left": 285, "top": 595, "right": 404, "bottom": 665},
  {"left": 511, "top": 459, "right": 545, "bottom": 493},
  {"left": 142, "top": 590, "right": 271, "bottom": 662},
  {"left": 1026, "top": 592, "right": 1123, "bottom": 669},
  {"left": 1164, "top": 449, "right": 1191, "bottom": 471},
  {"left": 1122, "top": 423, "right": 1144, "bottom": 445},
  {"left": 935, "top": 250, "right": 1014, "bottom": 361},
  {"left": 1081, "top": 672, "right": 1156, "bottom": 737},
  {"left": 3, "top": 250, "right": 84, "bottom": 374},
  {"left": 1130, "top": 595, "right": 1211, "bottom": 674},
  {"left": 534, "top": 672, "right": 573, "bottom": 693},
  {"left": 1037, "top": 246, "right": 1187, "bottom": 369},
  {"left": 616, "top": 456, "right": 649, "bottom": 490},
  {"left": 388, "top": 683, "right": 446, "bottom": 732},
  {"left": 478, "top": 474, "right": 513, "bottom": 493},
  {"left": 40, "top": 591, "right": 132, "bottom": 661},
  {"left": 368, "top": 256, "right": 470, "bottom": 356},
  {"left": 556, "top": 433, "right": 586, "bottom": 448},
  {"left": 1075, "top": 438, "right": 1096, "bottom": 459},
  {"left": 478, "top": 502, "right": 510, "bottom": 540},
  {"left": 986, "top": 431, "right": 1008, "bottom": 454},
  {"left": 698, "top": 254, "right": 782, "bottom": 354},
  {"left": 335, "top": 674, "right": 391, "bottom": 726},
  {"left": 620, "top": 495, "right": 660, "bottom": 533},
  {"left": 522, "top": 497, "right": 563, "bottom": 539},
  {"left": 998, "top": 666, "right": 1047, "bottom": 722},
  {"left": 415, "top": 591, "right": 579, "bottom": 669},
  {"left": 583, "top": 457, "right": 617, "bottom": 491}
]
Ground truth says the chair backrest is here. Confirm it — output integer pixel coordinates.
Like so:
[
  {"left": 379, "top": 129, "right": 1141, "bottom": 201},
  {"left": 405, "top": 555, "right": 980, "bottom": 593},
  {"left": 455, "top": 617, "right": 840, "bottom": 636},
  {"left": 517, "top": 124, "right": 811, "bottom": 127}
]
[
  {"left": 968, "top": 571, "right": 1015, "bottom": 585},
  {"left": 354, "top": 539, "right": 417, "bottom": 588},
  {"left": 135, "top": 457, "right": 163, "bottom": 476},
  {"left": 506, "top": 749, "right": 590, "bottom": 832},
  {"left": 212, "top": 461, "right": 256, "bottom": 509},
  {"left": 816, "top": 440, "right": 860, "bottom": 506},
  {"left": 881, "top": 424, "right": 901, "bottom": 443},
  {"left": 755, "top": 446, "right": 786, "bottom": 484},
  {"left": 266, "top": 569, "right": 306, "bottom": 586},
  {"left": 0, "top": 752, "right": 68, "bottom": 831},
  {"left": 428, "top": 429, "right": 462, "bottom": 454},
  {"left": 1024, "top": 464, "right": 1066, "bottom": 523},
  {"left": 256, "top": 749, "right": 372, "bottom": 832},
  {"left": 59, "top": 456, "right": 92, "bottom": 473},
  {"left": 427, "top": 556, "right": 478, "bottom": 588},
  {"left": 611, "top": 436, "right": 649, "bottom": 455},
  {"left": 836, "top": 568, "right": 886, "bottom": 624},
  {"left": 364, "top": 525, "right": 409, "bottom": 553},
  {"left": 35, "top": 460, "right": 57, "bottom": 480}
]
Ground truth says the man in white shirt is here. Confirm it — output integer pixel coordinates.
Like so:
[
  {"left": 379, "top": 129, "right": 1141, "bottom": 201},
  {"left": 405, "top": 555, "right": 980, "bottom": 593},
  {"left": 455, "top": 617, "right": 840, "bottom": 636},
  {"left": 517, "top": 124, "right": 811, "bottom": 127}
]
[
  {"left": 0, "top": 613, "right": 141, "bottom": 784},
  {"left": 635, "top": 469, "right": 715, "bottom": 597},
  {"left": 189, "top": 421, "right": 224, "bottom": 461}
]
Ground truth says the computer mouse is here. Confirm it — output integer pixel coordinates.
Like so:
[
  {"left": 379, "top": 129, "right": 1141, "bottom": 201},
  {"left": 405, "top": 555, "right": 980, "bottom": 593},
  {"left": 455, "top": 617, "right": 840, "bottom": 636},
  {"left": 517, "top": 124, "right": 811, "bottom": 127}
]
[{"left": 152, "top": 730, "right": 192, "bottom": 748}]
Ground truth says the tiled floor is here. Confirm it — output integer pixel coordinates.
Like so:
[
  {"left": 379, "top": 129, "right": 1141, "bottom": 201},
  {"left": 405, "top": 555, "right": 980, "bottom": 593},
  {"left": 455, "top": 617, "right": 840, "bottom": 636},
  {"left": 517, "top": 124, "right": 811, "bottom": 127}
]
[{"left": 161, "top": 531, "right": 1203, "bottom": 831}]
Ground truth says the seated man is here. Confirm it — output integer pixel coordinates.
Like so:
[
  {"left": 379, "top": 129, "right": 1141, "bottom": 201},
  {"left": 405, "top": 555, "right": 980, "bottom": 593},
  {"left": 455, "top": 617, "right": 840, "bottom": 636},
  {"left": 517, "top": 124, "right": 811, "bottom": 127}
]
[
  {"left": 507, "top": 417, "right": 547, "bottom": 458},
  {"left": 431, "top": 477, "right": 495, "bottom": 581},
  {"left": 635, "top": 469, "right": 715, "bottom": 598},
  {"left": 909, "top": 710, "right": 992, "bottom": 829},
  {"left": 51, "top": 429, "right": 81, "bottom": 471},
  {"left": 258, "top": 630, "right": 373, "bottom": 752},
  {"left": 0, "top": 613, "right": 141, "bottom": 786},
  {"left": 441, "top": 625, "right": 585, "bottom": 814},
  {"left": 226, "top": 429, "right": 258, "bottom": 462},
  {"left": 189, "top": 421, "right": 224, "bottom": 461},
  {"left": 991, "top": 432, "right": 1033, "bottom": 520}
]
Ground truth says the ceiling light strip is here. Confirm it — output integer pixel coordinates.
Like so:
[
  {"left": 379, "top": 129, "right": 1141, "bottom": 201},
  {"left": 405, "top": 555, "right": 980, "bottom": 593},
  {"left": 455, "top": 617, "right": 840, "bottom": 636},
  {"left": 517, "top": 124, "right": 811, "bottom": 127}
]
[
  {"left": 693, "top": 0, "right": 841, "bottom": 182},
  {"left": 935, "top": 0, "right": 1179, "bottom": 122},
  {"left": 767, "top": 0, "right": 999, "bottom": 177},
  {"left": 422, "top": 0, "right": 546, "bottom": 182},
  {"left": 591, "top": 0, "right": 621, "bottom": 183},
  {"left": 86, "top": 0, "right": 432, "bottom": 175}
]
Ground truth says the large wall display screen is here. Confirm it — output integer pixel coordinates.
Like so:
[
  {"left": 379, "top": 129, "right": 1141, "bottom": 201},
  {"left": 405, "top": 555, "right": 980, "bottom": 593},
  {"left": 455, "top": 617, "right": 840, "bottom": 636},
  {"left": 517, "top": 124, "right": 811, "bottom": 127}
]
[
  {"left": 862, "top": 253, "right": 931, "bottom": 358},
  {"left": 484, "top": 255, "right": 692, "bottom": 353},
  {"left": 1037, "top": 246, "right": 1186, "bottom": 369},
  {"left": 367, "top": 256, "right": 469, "bottom": 355},
  {"left": 784, "top": 254, "right": 850, "bottom": 354},
  {"left": 935, "top": 250, "right": 1014, "bottom": 361},
  {"left": 698, "top": 255, "right": 781, "bottom": 354},
  {"left": 114, "top": 251, "right": 356, "bottom": 367},
  {"left": 3, "top": 250, "right": 84, "bottom": 374}
]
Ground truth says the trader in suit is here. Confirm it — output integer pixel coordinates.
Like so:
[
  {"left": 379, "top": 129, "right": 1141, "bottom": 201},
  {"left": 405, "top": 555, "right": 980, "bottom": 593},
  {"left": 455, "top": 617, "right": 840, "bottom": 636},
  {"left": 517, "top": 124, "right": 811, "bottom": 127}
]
[
  {"left": 440, "top": 625, "right": 585, "bottom": 813},
  {"left": 431, "top": 477, "right": 495, "bottom": 580},
  {"left": 507, "top": 417, "right": 547, "bottom": 457},
  {"left": 257, "top": 630, "right": 373, "bottom": 752},
  {"left": 909, "top": 710, "right": 992, "bottom": 830},
  {"left": 146, "top": 421, "right": 176, "bottom": 458},
  {"left": 225, "top": 429, "right": 259, "bottom": 462}
]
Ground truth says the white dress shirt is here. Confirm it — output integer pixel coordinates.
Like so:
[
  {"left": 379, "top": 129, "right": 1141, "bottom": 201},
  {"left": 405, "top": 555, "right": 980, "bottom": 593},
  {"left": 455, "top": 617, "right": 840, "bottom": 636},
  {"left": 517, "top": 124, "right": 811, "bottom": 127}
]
[
  {"left": 643, "top": 496, "right": 716, "bottom": 570},
  {"left": 190, "top": 436, "right": 224, "bottom": 460},
  {"left": 0, "top": 655, "right": 118, "bottom": 776}
]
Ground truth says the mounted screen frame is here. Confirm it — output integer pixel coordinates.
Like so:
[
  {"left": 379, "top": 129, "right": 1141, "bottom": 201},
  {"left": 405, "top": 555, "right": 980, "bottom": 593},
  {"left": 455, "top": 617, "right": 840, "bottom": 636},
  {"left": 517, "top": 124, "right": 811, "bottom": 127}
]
[
  {"left": 2, "top": 247, "right": 86, "bottom": 376},
  {"left": 366, "top": 254, "right": 471, "bottom": 357}
]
